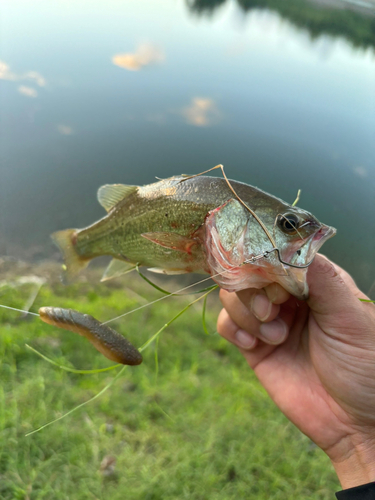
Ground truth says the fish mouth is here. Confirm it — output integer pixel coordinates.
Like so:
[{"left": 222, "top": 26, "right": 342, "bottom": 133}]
[
  {"left": 289, "top": 224, "right": 336, "bottom": 268},
  {"left": 313, "top": 224, "right": 336, "bottom": 243},
  {"left": 306, "top": 224, "right": 336, "bottom": 261},
  {"left": 283, "top": 223, "right": 336, "bottom": 300}
]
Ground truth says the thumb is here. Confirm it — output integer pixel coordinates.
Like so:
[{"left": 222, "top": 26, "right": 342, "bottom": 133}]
[{"left": 307, "top": 254, "right": 371, "bottom": 335}]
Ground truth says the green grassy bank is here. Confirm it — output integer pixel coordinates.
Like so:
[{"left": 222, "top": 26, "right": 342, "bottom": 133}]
[{"left": 0, "top": 262, "right": 339, "bottom": 499}]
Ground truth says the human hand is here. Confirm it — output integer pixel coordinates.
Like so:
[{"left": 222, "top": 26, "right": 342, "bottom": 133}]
[{"left": 217, "top": 254, "right": 375, "bottom": 489}]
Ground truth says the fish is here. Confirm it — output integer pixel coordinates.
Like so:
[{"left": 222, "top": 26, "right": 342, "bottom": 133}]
[
  {"left": 51, "top": 171, "right": 336, "bottom": 300},
  {"left": 39, "top": 307, "right": 143, "bottom": 365}
]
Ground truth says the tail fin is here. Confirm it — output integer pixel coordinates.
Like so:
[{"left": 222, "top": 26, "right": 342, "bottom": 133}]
[{"left": 51, "top": 229, "right": 90, "bottom": 283}]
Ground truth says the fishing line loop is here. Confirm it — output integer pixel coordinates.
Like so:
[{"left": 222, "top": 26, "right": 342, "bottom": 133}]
[
  {"left": 0, "top": 249, "right": 312, "bottom": 323},
  {"left": 243, "top": 248, "right": 314, "bottom": 269},
  {"left": 179, "top": 164, "right": 314, "bottom": 271},
  {"left": 0, "top": 166, "right": 314, "bottom": 324}
]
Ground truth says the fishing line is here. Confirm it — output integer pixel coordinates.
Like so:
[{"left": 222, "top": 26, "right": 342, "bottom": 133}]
[
  {"left": 0, "top": 254, "right": 263, "bottom": 322},
  {"left": 0, "top": 247, "right": 309, "bottom": 324},
  {"left": 179, "top": 164, "right": 313, "bottom": 273},
  {"left": 0, "top": 278, "right": 216, "bottom": 321},
  {"left": 0, "top": 167, "right": 312, "bottom": 322},
  {"left": 24, "top": 288, "right": 214, "bottom": 437},
  {"left": 103, "top": 271, "right": 224, "bottom": 324},
  {"left": 0, "top": 268, "right": 220, "bottom": 321},
  {"left": 180, "top": 164, "right": 278, "bottom": 249},
  {"left": 0, "top": 304, "right": 39, "bottom": 316},
  {"left": 104, "top": 245, "right": 311, "bottom": 325}
]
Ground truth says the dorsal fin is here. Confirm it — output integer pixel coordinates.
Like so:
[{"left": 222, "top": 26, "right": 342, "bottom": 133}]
[{"left": 97, "top": 184, "right": 137, "bottom": 212}]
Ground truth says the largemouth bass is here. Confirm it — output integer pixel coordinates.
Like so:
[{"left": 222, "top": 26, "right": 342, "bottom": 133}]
[{"left": 52, "top": 173, "right": 336, "bottom": 299}]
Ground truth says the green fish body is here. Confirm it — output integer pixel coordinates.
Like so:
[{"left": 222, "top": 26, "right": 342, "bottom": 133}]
[{"left": 52, "top": 175, "right": 336, "bottom": 299}]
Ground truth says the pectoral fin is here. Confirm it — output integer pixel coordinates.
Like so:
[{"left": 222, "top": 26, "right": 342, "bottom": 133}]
[
  {"left": 141, "top": 232, "right": 197, "bottom": 254},
  {"left": 101, "top": 259, "right": 136, "bottom": 282}
]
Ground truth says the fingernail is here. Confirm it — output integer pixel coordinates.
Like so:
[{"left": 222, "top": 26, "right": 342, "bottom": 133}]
[
  {"left": 235, "top": 329, "right": 256, "bottom": 349},
  {"left": 265, "top": 284, "right": 278, "bottom": 303},
  {"left": 259, "top": 318, "right": 287, "bottom": 344},
  {"left": 251, "top": 294, "right": 272, "bottom": 322}
]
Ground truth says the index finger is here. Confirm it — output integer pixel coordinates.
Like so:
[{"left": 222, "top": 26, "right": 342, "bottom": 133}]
[
  {"left": 236, "top": 283, "right": 290, "bottom": 311},
  {"left": 264, "top": 282, "right": 291, "bottom": 305}
]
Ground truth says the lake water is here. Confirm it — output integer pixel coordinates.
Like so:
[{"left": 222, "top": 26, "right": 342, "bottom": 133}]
[{"left": 1, "top": 0, "right": 375, "bottom": 294}]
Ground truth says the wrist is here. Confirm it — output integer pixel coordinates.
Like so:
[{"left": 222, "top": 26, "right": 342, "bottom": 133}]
[{"left": 330, "top": 436, "right": 375, "bottom": 489}]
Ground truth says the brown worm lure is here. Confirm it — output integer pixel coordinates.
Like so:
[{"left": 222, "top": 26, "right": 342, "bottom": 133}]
[{"left": 39, "top": 307, "right": 142, "bottom": 366}]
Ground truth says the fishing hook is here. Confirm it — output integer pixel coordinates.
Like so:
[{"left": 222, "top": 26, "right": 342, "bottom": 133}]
[{"left": 243, "top": 247, "right": 314, "bottom": 269}]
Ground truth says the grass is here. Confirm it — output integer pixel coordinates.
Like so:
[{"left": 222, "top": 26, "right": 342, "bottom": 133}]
[{"left": 0, "top": 262, "right": 339, "bottom": 499}]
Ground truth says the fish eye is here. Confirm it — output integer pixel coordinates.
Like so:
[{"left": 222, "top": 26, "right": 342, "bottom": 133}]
[{"left": 278, "top": 213, "right": 300, "bottom": 234}]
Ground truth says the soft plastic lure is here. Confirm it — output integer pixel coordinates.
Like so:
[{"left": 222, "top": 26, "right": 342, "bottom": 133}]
[{"left": 39, "top": 307, "right": 142, "bottom": 366}]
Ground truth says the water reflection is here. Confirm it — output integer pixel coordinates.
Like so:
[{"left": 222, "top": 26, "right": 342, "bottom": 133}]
[
  {"left": 187, "top": 0, "right": 375, "bottom": 48},
  {"left": 0, "top": 60, "right": 46, "bottom": 97},
  {"left": 187, "top": 0, "right": 227, "bottom": 13},
  {"left": 1, "top": 0, "right": 374, "bottom": 293},
  {"left": 180, "top": 98, "right": 221, "bottom": 126},
  {"left": 353, "top": 166, "right": 369, "bottom": 178},
  {"left": 57, "top": 125, "right": 74, "bottom": 136},
  {"left": 17, "top": 86, "right": 38, "bottom": 98},
  {"left": 112, "top": 43, "right": 164, "bottom": 71}
]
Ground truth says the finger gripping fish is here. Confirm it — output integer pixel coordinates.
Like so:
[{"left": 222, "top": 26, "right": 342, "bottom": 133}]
[
  {"left": 51, "top": 169, "right": 336, "bottom": 300},
  {"left": 39, "top": 307, "right": 143, "bottom": 366}
]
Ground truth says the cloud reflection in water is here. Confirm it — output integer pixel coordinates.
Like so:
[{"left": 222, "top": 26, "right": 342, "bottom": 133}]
[
  {"left": 0, "top": 60, "right": 46, "bottom": 98},
  {"left": 17, "top": 86, "right": 38, "bottom": 98},
  {"left": 112, "top": 43, "right": 165, "bottom": 71},
  {"left": 180, "top": 97, "right": 221, "bottom": 126},
  {"left": 57, "top": 125, "right": 74, "bottom": 136}
]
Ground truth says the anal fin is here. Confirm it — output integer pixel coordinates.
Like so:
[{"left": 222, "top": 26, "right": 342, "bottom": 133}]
[{"left": 101, "top": 259, "right": 136, "bottom": 282}]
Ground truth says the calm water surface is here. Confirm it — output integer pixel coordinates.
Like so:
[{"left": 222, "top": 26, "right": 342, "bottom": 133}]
[{"left": 1, "top": 0, "right": 375, "bottom": 293}]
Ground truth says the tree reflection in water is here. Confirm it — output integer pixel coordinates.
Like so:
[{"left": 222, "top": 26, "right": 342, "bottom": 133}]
[{"left": 187, "top": 0, "right": 375, "bottom": 49}]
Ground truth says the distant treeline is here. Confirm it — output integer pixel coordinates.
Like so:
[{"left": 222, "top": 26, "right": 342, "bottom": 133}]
[{"left": 187, "top": 0, "right": 375, "bottom": 49}]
